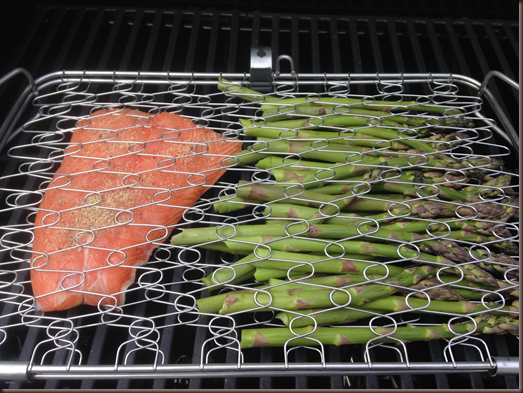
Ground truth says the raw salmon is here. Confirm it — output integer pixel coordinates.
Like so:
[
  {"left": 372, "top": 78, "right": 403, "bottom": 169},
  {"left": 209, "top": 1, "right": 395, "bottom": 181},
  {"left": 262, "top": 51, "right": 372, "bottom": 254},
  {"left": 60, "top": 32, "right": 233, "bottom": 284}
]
[{"left": 30, "top": 108, "right": 242, "bottom": 312}]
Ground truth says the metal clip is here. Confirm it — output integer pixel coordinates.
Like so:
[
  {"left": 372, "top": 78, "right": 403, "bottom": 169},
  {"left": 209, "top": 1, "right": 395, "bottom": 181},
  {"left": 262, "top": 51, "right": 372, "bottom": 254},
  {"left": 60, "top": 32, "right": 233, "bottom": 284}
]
[
  {"left": 250, "top": 46, "right": 273, "bottom": 93},
  {"left": 275, "top": 55, "right": 296, "bottom": 76}
]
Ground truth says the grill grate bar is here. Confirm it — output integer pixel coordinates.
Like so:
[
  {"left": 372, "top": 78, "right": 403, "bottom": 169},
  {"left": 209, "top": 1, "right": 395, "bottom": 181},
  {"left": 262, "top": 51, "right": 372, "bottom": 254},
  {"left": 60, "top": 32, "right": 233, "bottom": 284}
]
[
  {"left": 385, "top": 20, "right": 405, "bottom": 73},
  {"left": 26, "top": 8, "right": 67, "bottom": 77},
  {"left": 427, "top": 339, "right": 451, "bottom": 389},
  {"left": 501, "top": 21, "right": 519, "bottom": 57},
  {"left": 406, "top": 19, "right": 427, "bottom": 73},
  {"left": 227, "top": 11, "right": 241, "bottom": 73},
  {"left": 50, "top": 8, "right": 86, "bottom": 72},
  {"left": 328, "top": 18, "right": 342, "bottom": 73},
  {"left": 184, "top": 11, "right": 202, "bottom": 73},
  {"left": 205, "top": 13, "right": 221, "bottom": 73},
  {"left": 119, "top": 10, "right": 144, "bottom": 71},
  {"left": 74, "top": 9, "right": 105, "bottom": 70},
  {"left": 97, "top": 9, "right": 125, "bottom": 71},
  {"left": 270, "top": 16, "right": 280, "bottom": 71},
  {"left": 442, "top": 19, "right": 472, "bottom": 78},
  {"left": 463, "top": 345, "right": 486, "bottom": 389},
  {"left": 481, "top": 23, "right": 517, "bottom": 81},
  {"left": 367, "top": 18, "right": 384, "bottom": 73},
  {"left": 162, "top": 11, "right": 183, "bottom": 72},
  {"left": 347, "top": 18, "right": 364, "bottom": 88},
  {"left": 140, "top": 11, "right": 163, "bottom": 71},
  {"left": 463, "top": 19, "right": 517, "bottom": 134},
  {"left": 79, "top": 324, "right": 109, "bottom": 389},
  {"left": 424, "top": 20, "right": 449, "bottom": 73},
  {"left": 290, "top": 15, "right": 300, "bottom": 73},
  {"left": 309, "top": 16, "right": 321, "bottom": 74},
  {"left": 259, "top": 347, "right": 273, "bottom": 388}
]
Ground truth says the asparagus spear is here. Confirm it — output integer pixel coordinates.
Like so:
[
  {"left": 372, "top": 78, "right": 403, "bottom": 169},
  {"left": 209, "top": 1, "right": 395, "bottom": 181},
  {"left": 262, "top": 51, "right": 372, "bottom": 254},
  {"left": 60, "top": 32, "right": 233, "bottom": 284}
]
[
  {"left": 234, "top": 181, "right": 358, "bottom": 209},
  {"left": 248, "top": 249, "right": 405, "bottom": 276},
  {"left": 370, "top": 181, "right": 483, "bottom": 203},
  {"left": 254, "top": 155, "right": 497, "bottom": 187},
  {"left": 404, "top": 275, "right": 519, "bottom": 301},
  {"left": 213, "top": 196, "right": 259, "bottom": 213},
  {"left": 356, "top": 295, "right": 520, "bottom": 316},
  {"left": 228, "top": 237, "right": 498, "bottom": 286},
  {"left": 276, "top": 297, "right": 519, "bottom": 328},
  {"left": 267, "top": 275, "right": 381, "bottom": 293},
  {"left": 253, "top": 267, "right": 324, "bottom": 282},
  {"left": 243, "top": 127, "right": 411, "bottom": 150},
  {"left": 243, "top": 118, "right": 436, "bottom": 152},
  {"left": 276, "top": 307, "right": 382, "bottom": 328},
  {"left": 200, "top": 252, "right": 258, "bottom": 289},
  {"left": 261, "top": 105, "right": 470, "bottom": 128},
  {"left": 240, "top": 314, "right": 519, "bottom": 348},
  {"left": 217, "top": 79, "right": 464, "bottom": 116},
  {"left": 378, "top": 218, "right": 514, "bottom": 237},
  {"left": 171, "top": 222, "right": 517, "bottom": 258},
  {"left": 197, "top": 285, "right": 266, "bottom": 314},
  {"left": 219, "top": 265, "right": 436, "bottom": 315}
]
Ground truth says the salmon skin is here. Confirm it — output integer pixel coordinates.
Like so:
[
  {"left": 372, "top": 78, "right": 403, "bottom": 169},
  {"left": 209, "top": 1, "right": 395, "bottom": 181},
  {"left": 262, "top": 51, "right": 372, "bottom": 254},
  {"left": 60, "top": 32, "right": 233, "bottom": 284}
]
[{"left": 30, "top": 108, "right": 242, "bottom": 312}]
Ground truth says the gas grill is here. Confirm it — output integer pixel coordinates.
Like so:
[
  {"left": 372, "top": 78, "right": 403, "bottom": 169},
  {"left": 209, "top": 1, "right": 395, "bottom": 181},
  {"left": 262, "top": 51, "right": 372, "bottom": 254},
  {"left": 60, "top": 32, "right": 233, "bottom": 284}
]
[{"left": 0, "top": 1, "right": 519, "bottom": 389}]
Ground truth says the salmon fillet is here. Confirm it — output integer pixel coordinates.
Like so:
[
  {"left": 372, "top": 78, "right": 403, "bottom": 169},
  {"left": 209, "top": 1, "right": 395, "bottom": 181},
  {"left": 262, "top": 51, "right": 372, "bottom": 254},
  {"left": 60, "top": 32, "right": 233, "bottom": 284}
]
[{"left": 30, "top": 108, "right": 242, "bottom": 312}]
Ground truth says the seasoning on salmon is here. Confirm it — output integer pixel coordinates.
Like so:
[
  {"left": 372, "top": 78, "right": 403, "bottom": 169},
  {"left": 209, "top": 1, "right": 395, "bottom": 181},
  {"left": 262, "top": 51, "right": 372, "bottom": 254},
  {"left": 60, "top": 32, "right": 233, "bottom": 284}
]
[{"left": 30, "top": 108, "right": 242, "bottom": 312}]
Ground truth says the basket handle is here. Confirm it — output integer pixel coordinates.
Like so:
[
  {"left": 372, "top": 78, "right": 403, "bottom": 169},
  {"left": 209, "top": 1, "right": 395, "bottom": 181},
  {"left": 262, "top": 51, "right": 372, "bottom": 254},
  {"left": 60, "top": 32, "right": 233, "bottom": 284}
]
[
  {"left": 475, "top": 70, "right": 519, "bottom": 154},
  {"left": 0, "top": 67, "right": 38, "bottom": 152},
  {"left": 478, "top": 70, "right": 519, "bottom": 95},
  {"left": 0, "top": 67, "right": 37, "bottom": 92}
]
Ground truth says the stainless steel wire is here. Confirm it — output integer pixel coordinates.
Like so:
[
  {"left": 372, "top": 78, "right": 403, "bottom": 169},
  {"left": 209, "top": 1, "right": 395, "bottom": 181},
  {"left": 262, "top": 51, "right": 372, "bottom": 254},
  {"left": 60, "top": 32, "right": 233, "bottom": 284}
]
[{"left": 0, "top": 71, "right": 519, "bottom": 380}]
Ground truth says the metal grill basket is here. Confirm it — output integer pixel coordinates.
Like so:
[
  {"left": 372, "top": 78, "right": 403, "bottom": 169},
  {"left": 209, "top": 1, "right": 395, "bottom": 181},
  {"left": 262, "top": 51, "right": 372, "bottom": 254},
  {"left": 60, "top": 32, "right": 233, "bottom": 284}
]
[{"left": 0, "top": 70, "right": 519, "bottom": 382}]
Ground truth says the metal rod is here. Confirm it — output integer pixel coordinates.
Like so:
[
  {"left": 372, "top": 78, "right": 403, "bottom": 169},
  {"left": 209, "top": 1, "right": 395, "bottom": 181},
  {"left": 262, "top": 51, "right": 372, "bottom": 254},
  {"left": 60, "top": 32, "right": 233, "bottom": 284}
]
[{"left": 5, "top": 361, "right": 506, "bottom": 380}]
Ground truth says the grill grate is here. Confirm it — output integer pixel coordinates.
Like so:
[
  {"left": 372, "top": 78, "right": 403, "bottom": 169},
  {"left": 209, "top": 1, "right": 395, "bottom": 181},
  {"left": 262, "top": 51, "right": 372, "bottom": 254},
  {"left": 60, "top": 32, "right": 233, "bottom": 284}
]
[{"left": 0, "top": 4, "right": 519, "bottom": 390}]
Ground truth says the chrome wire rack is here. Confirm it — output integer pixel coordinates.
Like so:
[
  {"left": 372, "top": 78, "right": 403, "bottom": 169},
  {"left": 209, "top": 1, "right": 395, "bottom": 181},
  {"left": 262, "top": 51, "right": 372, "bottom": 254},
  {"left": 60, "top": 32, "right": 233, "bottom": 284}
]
[{"left": 0, "top": 70, "right": 519, "bottom": 382}]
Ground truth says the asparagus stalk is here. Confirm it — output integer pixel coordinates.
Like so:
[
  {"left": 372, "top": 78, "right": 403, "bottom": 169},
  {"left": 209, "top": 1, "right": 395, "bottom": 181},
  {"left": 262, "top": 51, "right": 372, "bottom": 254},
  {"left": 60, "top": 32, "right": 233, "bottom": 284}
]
[
  {"left": 254, "top": 267, "right": 323, "bottom": 282},
  {"left": 248, "top": 249, "right": 405, "bottom": 276},
  {"left": 221, "top": 236, "right": 497, "bottom": 286},
  {"left": 276, "top": 307, "right": 382, "bottom": 328},
  {"left": 378, "top": 218, "right": 514, "bottom": 237},
  {"left": 197, "top": 285, "right": 266, "bottom": 314},
  {"left": 267, "top": 275, "right": 381, "bottom": 293},
  {"left": 234, "top": 182, "right": 357, "bottom": 209},
  {"left": 171, "top": 222, "right": 377, "bottom": 246},
  {"left": 370, "top": 181, "right": 483, "bottom": 203},
  {"left": 255, "top": 155, "right": 497, "bottom": 187},
  {"left": 218, "top": 78, "right": 466, "bottom": 116},
  {"left": 240, "top": 314, "right": 519, "bottom": 348},
  {"left": 213, "top": 196, "right": 259, "bottom": 214},
  {"left": 255, "top": 94, "right": 465, "bottom": 116},
  {"left": 356, "top": 295, "right": 520, "bottom": 316},
  {"left": 276, "top": 296, "right": 519, "bottom": 328},
  {"left": 243, "top": 127, "right": 411, "bottom": 150},
  {"left": 404, "top": 275, "right": 519, "bottom": 301},
  {"left": 219, "top": 265, "right": 436, "bottom": 315},
  {"left": 171, "top": 223, "right": 517, "bottom": 259},
  {"left": 200, "top": 242, "right": 250, "bottom": 255},
  {"left": 244, "top": 118, "right": 436, "bottom": 152},
  {"left": 200, "top": 253, "right": 258, "bottom": 289},
  {"left": 261, "top": 105, "right": 470, "bottom": 128}
]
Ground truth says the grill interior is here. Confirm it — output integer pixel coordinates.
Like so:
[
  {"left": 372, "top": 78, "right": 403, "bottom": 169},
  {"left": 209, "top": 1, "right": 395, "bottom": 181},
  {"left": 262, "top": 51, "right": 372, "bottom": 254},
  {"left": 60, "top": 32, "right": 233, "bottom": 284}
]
[{"left": 0, "top": 1, "right": 519, "bottom": 389}]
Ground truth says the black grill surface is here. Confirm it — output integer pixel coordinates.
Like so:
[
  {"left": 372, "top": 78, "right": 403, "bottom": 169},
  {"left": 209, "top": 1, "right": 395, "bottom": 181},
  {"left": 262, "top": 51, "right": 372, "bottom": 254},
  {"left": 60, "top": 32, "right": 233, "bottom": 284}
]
[{"left": 0, "top": 0, "right": 519, "bottom": 389}]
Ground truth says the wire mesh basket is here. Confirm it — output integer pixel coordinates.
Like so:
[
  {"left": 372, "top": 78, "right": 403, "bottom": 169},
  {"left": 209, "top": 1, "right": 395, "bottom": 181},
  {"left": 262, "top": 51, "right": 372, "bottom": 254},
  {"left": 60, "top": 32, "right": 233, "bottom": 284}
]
[{"left": 0, "top": 70, "right": 519, "bottom": 381}]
